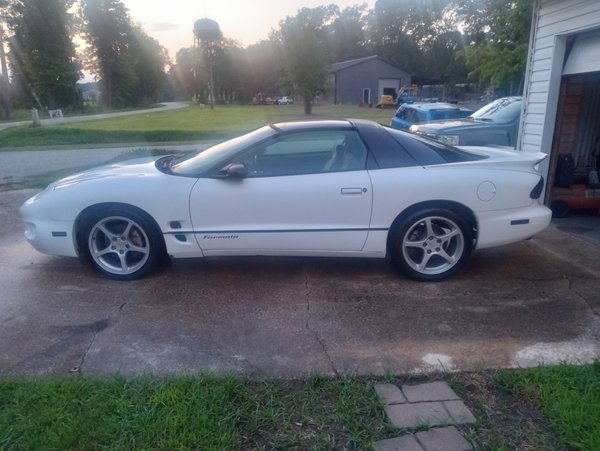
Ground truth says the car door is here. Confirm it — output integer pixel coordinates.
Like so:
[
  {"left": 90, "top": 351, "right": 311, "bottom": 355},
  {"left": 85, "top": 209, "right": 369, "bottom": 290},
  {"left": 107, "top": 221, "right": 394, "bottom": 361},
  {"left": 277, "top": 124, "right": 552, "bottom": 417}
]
[{"left": 188, "top": 129, "right": 373, "bottom": 255}]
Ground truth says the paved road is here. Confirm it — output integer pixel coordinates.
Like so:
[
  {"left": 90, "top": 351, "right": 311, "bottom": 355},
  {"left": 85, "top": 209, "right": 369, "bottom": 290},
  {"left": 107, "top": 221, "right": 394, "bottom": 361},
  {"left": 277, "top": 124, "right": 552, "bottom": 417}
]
[
  {"left": 0, "top": 143, "right": 214, "bottom": 186},
  {"left": 1, "top": 188, "right": 599, "bottom": 377},
  {"left": 0, "top": 102, "right": 189, "bottom": 131}
]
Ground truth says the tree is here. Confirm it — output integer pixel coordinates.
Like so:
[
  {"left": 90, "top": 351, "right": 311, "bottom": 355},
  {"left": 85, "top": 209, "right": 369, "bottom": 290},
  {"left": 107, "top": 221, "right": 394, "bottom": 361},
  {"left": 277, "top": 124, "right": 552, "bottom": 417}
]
[
  {"left": 238, "top": 40, "right": 285, "bottom": 103},
  {"left": 368, "top": 0, "right": 466, "bottom": 81},
  {"left": 277, "top": 7, "right": 333, "bottom": 114},
  {"left": 171, "top": 47, "right": 200, "bottom": 101},
  {"left": 454, "top": 0, "right": 533, "bottom": 94},
  {"left": 82, "top": 0, "right": 167, "bottom": 107},
  {"left": 211, "top": 39, "right": 240, "bottom": 104},
  {"left": 81, "top": 0, "right": 131, "bottom": 107},
  {"left": 328, "top": 4, "right": 370, "bottom": 62},
  {"left": 130, "top": 25, "right": 169, "bottom": 104},
  {"left": 5, "top": 0, "right": 80, "bottom": 109},
  {"left": 0, "top": 1, "right": 11, "bottom": 117}
]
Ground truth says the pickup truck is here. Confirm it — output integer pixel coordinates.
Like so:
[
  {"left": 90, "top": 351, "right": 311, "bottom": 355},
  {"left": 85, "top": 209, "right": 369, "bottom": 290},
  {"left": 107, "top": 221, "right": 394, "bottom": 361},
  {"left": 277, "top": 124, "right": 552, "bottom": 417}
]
[{"left": 409, "top": 97, "right": 522, "bottom": 148}]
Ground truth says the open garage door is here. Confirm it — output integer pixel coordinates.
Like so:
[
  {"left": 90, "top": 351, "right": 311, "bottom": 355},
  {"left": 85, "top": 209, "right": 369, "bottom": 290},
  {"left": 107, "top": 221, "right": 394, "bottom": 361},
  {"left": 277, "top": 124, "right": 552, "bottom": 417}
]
[
  {"left": 563, "top": 31, "right": 600, "bottom": 76},
  {"left": 378, "top": 78, "right": 400, "bottom": 102},
  {"left": 548, "top": 31, "right": 600, "bottom": 217}
]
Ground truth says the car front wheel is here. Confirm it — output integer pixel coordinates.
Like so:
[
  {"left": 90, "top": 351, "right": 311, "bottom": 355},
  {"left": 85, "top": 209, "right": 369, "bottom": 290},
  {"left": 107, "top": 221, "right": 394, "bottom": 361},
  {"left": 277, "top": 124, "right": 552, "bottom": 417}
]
[
  {"left": 81, "top": 207, "right": 164, "bottom": 280},
  {"left": 390, "top": 209, "right": 473, "bottom": 281}
]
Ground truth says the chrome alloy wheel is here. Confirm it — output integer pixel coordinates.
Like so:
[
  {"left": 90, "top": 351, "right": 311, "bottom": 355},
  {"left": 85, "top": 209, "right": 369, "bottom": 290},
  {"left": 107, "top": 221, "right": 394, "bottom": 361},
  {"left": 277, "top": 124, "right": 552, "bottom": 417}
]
[
  {"left": 87, "top": 215, "right": 151, "bottom": 276},
  {"left": 401, "top": 215, "right": 465, "bottom": 276}
]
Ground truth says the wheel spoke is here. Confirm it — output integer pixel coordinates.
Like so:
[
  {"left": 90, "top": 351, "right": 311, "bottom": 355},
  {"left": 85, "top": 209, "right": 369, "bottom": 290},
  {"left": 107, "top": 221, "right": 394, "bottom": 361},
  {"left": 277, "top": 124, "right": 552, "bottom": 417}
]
[
  {"left": 438, "top": 248, "right": 457, "bottom": 265},
  {"left": 403, "top": 237, "right": 427, "bottom": 248},
  {"left": 424, "top": 218, "right": 435, "bottom": 238},
  {"left": 123, "top": 221, "right": 133, "bottom": 238},
  {"left": 439, "top": 228, "right": 459, "bottom": 242},
  {"left": 97, "top": 223, "right": 116, "bottom": 240},
  {"left": 93, "top": 246, "right": 115, "bottom": 258},
  {"left": 417, "top": 251, "right": 433, "bottom": 270},
  {"left": 117, "top": 252, "right": 128, "bottom": 272},
  {"left": 128, "top": 244, "right": 149, "bottom": 255}
]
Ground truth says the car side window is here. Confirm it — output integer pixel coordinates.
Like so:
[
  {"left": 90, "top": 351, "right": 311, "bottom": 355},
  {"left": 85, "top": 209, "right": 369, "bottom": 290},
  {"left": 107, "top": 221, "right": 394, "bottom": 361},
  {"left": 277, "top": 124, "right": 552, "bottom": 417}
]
[{"left": 235, "top": 130, "right": 368, "bottom": 177}]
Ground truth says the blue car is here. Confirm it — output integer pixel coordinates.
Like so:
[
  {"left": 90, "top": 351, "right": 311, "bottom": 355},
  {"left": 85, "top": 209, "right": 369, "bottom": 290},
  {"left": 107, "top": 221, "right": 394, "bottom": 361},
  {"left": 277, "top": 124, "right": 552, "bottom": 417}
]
[{"left": 391, "top": 103, "right": 474, "bottom": 131}]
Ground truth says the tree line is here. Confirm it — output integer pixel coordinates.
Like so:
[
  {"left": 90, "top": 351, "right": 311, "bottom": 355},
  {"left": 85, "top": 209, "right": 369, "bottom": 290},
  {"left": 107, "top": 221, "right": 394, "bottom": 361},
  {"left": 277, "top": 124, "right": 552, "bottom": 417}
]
[{"left": 0, "top": 0, "right": 532, "bottom": 118}]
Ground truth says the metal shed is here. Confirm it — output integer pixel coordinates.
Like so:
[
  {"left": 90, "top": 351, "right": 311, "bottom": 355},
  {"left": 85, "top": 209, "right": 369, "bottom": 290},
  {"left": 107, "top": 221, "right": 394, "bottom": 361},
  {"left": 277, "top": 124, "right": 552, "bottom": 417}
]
[{"left": 328, "top": 55, "right": 411, "bottom": 106}]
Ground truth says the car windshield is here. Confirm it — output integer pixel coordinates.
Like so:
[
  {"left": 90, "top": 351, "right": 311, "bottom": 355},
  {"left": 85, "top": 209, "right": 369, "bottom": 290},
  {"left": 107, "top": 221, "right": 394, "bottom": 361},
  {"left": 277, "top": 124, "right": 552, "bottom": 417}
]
[
  {"left": 470, "top": 97, "right": 522, "bottom": 124},
  {"left": 170, "top": 126, "right": 276, "bottom": 176}
]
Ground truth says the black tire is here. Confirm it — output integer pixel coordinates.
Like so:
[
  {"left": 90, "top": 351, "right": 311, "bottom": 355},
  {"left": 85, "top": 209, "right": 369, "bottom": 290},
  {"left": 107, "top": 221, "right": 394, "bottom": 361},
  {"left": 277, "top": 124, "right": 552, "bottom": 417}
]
[
  {"left": 80, "top": 206, "right": 165, "bottom": 280},
  {"left": 390, "top": 208, "right": 473, "bottom": 281}
]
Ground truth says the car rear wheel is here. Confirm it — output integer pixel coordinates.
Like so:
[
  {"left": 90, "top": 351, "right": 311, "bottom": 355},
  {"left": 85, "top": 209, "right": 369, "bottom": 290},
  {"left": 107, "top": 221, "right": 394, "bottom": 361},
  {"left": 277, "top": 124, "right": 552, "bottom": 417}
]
[
  {"left": 390, "top": 209, "right": 473, "bottom": 281},
  {"left": 81, "top": 207, "right": 164, "bottom": 280}
]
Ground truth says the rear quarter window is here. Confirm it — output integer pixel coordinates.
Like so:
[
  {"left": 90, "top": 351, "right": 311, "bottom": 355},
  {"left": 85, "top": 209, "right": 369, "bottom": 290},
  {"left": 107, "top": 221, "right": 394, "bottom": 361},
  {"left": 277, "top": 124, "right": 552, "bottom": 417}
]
[{"left": 385, "top": 127, "right": 488, "bottom": 165}]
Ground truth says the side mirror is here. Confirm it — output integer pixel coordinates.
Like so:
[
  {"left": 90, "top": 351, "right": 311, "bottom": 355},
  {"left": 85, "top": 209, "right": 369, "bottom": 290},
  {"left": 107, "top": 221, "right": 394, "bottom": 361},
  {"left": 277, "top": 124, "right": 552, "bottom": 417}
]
[{"left": 219, "top": 163, "right": 247, "bottom": 179}]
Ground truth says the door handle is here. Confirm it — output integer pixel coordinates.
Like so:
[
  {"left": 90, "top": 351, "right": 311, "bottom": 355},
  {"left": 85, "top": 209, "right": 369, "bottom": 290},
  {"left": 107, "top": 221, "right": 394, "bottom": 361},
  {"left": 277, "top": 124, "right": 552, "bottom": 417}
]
[{"left": 341, "top": 187, "right": 365, "bottom": 195}]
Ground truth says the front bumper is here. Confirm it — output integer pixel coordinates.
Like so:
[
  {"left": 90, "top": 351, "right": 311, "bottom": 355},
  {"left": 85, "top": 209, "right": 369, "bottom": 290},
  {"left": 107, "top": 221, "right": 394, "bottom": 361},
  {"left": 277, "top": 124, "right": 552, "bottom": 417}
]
[
  {"left": 20, "top": 195, "right": 78, "bottom": 258},
  {"left": 22, "top": 218, "right": 78, "bottom": 257}
]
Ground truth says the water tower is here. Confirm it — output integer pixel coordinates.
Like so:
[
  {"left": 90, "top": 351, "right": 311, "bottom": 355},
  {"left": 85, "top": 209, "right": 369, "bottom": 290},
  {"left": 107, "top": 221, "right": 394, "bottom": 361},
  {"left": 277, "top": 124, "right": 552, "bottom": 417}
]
[{"left": 193, "top": 18, "right": 222, "bottom": 109}]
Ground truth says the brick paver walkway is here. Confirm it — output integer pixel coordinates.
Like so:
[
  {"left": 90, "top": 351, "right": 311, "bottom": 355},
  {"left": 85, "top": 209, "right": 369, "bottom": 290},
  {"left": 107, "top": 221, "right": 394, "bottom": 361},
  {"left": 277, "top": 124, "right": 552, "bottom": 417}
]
[{"left": 373, "top": 381, "right": 475, "bottom": 451}]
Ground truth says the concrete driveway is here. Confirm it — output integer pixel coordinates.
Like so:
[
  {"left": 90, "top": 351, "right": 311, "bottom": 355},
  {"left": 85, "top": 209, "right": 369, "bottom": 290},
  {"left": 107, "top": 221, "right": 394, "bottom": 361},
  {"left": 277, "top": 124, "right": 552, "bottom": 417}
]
[{"left": 1, "top": 189, "right": 599, "bottom": 377}]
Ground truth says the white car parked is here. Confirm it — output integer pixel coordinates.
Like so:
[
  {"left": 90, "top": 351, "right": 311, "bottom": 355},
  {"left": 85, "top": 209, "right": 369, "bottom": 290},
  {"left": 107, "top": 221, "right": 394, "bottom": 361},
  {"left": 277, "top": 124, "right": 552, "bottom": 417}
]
[
  {"left": 21, "top": 119, "right": 551, "bottom": 281},
  {"left": 276, "top": 96, "right": 294, "bottom": 105}
]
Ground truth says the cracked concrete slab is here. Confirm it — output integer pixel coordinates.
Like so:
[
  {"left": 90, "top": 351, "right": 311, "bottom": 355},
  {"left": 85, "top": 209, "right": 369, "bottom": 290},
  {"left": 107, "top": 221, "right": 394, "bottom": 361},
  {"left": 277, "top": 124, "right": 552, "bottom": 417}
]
[{"left": 1, "top": 189, "right": 599, "bottom": 377}]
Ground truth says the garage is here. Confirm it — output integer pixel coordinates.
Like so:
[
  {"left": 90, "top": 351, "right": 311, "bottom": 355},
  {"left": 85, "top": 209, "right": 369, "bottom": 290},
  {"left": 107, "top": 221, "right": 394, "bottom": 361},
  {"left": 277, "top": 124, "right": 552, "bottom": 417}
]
[
  {"left": 378, "top": 78, "right": 400, "bottom": 101},
  {"left": 548, "top": 31, "right": 600, "bottom": 216},
  {"left": 520, "top": 1, "right": 600, "bottom": 223}
]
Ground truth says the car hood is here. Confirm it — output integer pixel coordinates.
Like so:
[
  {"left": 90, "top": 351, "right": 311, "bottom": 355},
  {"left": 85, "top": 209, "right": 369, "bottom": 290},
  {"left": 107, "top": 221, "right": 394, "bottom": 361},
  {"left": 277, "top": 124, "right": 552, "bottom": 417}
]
[{"left": 49, "top": 157, "right": 161, "bottom": 190}]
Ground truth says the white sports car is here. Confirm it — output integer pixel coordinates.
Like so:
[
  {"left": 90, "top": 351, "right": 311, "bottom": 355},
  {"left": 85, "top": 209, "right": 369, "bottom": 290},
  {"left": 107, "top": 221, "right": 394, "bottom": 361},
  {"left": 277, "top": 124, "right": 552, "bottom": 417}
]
[{"left": 20, "top": 119, "right": 551, "bottom": 281}]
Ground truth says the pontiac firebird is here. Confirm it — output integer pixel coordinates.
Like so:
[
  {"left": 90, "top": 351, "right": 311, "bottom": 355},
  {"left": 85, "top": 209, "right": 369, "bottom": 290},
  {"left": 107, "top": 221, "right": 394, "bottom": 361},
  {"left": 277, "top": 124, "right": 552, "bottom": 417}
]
[{"left": 20, "top": 119, "right": 552, "bottom": 281}]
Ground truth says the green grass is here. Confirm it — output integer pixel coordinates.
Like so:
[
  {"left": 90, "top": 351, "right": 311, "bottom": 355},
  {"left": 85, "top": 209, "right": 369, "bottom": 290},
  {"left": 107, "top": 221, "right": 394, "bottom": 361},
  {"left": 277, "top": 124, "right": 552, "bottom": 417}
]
[
  {"left": 1, "top": 363, "right": 598, "bottom": 450},
  {"left": 496, "top": 361, "right": 600, "bottom": 450},
  {"left": 0, "top": 108, "right": 35, "bottom": 122},
  {"left": 0, "top": 104, "right": 395, "bottom": 149},
  {"left": 0, "top": 375, "right": 392, "bottom": 450}
]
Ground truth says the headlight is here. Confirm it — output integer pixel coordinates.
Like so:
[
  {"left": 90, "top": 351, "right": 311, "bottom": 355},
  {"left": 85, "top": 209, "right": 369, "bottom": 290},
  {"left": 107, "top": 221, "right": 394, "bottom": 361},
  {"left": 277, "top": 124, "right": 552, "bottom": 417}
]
[
  {"left": 436, "top": 134, "right": 460, "bottom": 146},
  {"left": 409, "top": 125, "right": 418, "bottom": 133}
]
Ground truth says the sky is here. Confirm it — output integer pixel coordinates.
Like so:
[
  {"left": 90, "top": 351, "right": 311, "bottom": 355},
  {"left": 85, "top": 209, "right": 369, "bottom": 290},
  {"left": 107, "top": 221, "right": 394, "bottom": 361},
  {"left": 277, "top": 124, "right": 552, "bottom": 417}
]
[{"left": 122, "top": 0, "right": 376, "bottom": 59}]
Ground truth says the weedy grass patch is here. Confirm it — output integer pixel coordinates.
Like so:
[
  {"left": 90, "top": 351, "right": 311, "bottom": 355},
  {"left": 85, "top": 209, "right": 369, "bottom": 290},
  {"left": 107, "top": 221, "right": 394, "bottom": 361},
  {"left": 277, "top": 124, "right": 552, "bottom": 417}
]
[
  {"left": 0, "top": 363, "right": 598, "bottom": 450},
  {"left": 495, "top": 360, "right": 600, "bottom": 451},
  {"left": 0, "top": 375, "right": 392, "bottom": 450}
]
